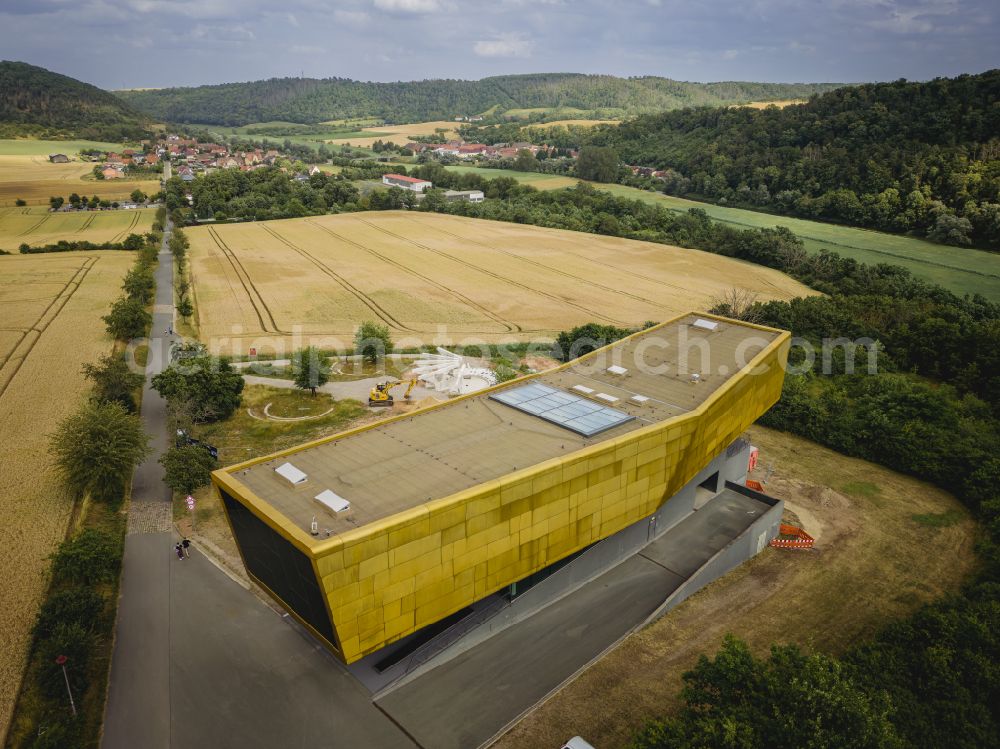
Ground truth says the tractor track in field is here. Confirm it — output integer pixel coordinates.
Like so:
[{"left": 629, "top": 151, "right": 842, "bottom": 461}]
[
  {"left": 0, "top": 256, "right": 98, "bottom": 396},
  {"left": 110, "top": 209, "right": 141, "bottom": 244},
  {"left": 17, "top": 211, "right": 52, "bottom": 237},
  {"left": 77, "top": 212, "right": 98, "bottom": 232},
  {"left": 353, "top": 217, "right": 629, "bottom": 326},
  {"left": 306, "top": 219, "right": 523, "bottom": 334},
  {"left": 206, "top": 226, "right": 284, "bottom": 334},
  {"left": 409, "top": 216, "right": 687, "bottom": 310},
  {"left": 257, "top": 223, "right": 415, "bottom": 333},
  {"left": 428, "top": 219, "right": 698, "bottom": 296}
]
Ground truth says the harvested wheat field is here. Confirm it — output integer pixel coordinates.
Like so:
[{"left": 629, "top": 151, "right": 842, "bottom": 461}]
[
  {"left": 0, "top": 154, "right": 160, "bottom": 207},
  {"left": 187, "top": 211, "right": 814, "bottom": 355},
  {"left": 0, "top": 250, "right": 133, "bottom": 732},
  {"left": 532, "top": 119, "right": 620, "bottom": 128},
  {"left": 323, "top": 120, "right": 460, "bottom": 148},
  {"left": 0, "top": 206, "right": 155, "bottom": 251},
  {"left": 738, "top": 99, "right": 805, "bottom": 109}
]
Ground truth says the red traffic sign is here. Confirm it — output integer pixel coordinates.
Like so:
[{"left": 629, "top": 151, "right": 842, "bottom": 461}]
[{"left": 55, "top": 655, "right": 67, "bottom": 665}]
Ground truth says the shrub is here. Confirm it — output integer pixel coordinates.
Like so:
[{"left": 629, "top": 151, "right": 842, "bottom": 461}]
[
  {"left": 33, "top": 588, "right": 105, "bottom": 640},
  {"left": 50, "top": 529, "right": 121, "bottom": 586},
  {"left": 30, "top": 717, "right": 81, "bottom": 749}
]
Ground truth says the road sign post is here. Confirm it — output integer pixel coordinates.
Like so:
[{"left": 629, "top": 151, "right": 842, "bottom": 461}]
[
  {"left": 186, "top": 495, "right": 196, "bottom": 530},
  {"left": 55, "top": 655, "right": 76, "bottom": 717}
]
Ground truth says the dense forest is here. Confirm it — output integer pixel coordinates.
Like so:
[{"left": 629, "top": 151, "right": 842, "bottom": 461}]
[
  {"left": 587, "top": 70, "right": 1000, "bottom": 248},
  {"left": 0, "top": 61, "right": 151, "bottom": 140},
  {"left": 117, "top": 73, "right": 841, "bottom": 126}
]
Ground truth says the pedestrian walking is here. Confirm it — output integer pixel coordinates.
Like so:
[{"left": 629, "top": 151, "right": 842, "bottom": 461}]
[
  {"left": 181, "top": 538, "right": 191, "bottom": 557},
  {"left": 174, "top": 542, "right": 184, "bottom": 561}
]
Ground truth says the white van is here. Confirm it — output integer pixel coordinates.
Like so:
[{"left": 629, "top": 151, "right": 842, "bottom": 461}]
[{"left": 560, "top": 738, "right": 596, "bottom": 749}]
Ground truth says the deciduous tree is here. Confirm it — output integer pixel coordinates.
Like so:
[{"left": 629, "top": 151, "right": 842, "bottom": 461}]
[
  {"left": 50, "top": 402, "right": 150, "bottom": 504},
  {"left": 292, "top": 346, "right": 331, "bottom": 395}
]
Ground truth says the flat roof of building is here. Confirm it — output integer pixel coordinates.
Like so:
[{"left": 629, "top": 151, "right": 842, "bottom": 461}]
[{"left": 218, "top": 313, "right": 783, "bottom": 546}]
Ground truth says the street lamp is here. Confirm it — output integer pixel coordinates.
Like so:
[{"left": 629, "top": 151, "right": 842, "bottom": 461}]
[{"left": 54, "top": 655, "right": 77, "bottom": 717}]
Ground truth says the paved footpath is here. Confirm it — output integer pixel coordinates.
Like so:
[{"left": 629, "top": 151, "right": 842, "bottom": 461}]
[{"left": 102, "top": 222, "right": 176, "bottom": 749}]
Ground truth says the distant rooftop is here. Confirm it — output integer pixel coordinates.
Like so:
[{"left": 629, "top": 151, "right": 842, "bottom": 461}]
[
  {"left": 219, "top": 313, "right": 782, "bottom": 547},
  {"left": 383, "top": 174, "right": 430, "bottom": 184}
]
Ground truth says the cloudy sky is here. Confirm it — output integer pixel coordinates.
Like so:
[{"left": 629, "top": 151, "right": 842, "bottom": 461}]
[{"left": 1, "top": 0, "right": 996, "bottom": 89}]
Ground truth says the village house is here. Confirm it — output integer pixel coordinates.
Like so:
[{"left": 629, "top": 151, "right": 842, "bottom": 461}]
[{"left": 101, "top": 166, "right": 121, "bottom": 180}]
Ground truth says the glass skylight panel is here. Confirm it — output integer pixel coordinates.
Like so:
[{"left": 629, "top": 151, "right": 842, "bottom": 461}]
[{"left": 491, "top": 383, "right": 634, "bottom": 437}]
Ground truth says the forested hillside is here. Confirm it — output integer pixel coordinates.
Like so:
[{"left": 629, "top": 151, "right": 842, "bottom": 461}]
[
  {"left": 0, "top": 61, "right": 151, "bottom": 140},
  {"left": 591, "top": 70, "right": 1000, "bottom": 248},
  {"left": 117, "top": 73, "right": 841, "bottom": 126}
]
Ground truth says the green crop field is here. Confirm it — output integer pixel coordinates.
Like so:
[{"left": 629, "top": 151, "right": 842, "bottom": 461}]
[
  {"left": 441, "top": 166, "right": 1000, "bottom": 299},
  {"left": 0, "top": 139, "right": 136, "bottom": 156}
]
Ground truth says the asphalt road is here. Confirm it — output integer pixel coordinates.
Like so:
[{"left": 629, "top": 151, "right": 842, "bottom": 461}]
[
  {"left": 169, "top": 547, "right": 415, "bottom": 749},
  {"left": 102, "top": 221, "right": 176, "bottom": 749}
]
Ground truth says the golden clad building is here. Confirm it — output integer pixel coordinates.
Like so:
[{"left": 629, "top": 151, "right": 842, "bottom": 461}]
[{"left": 213, "top": 313, "right": 791, "bottom": 664}]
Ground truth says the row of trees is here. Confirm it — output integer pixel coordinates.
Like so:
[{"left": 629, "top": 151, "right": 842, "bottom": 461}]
[
  {"left": 102, "top": 239, "right": 157, "bottom": 341},
  {"left": 169, "top": 223, "right": 195, "bottom": 319},
  {"left": 48, "top": 190, "right": 162, "bottom": 212}
]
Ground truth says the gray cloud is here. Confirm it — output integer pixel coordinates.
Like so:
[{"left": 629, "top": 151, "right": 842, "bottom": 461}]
[
  {"left": 473, "top": 35, "right": 533, "bottom": 58},
  {"left": 0, "top": 0, "right": 995, "bottom": 89}
]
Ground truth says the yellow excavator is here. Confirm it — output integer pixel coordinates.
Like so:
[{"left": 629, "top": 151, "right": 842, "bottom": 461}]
[{"left": 368, "top": 378, "right": 417, "bottom": 407}]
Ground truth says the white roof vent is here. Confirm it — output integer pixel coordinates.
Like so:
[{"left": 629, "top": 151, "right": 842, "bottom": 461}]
[
  {"left": 275, "top": 462, "right": 307, "bottom": 486},
  {"left": 572, "top": 384, "right": 595, "bottom": 394},
  {"left": 595, "top": 392, "right": 619, "bottom": 403},
  {"left": 630, "top": 394, "right": 650, "bottom": 405},
  {"left": 606, "top": 365, "right": 628, "bottom": 375},
  {"left": 315, "top": 489, "right": 350, "bottom": 514},
  {"left": 692, "top": 318, "right": 719, "bottom": 331}
]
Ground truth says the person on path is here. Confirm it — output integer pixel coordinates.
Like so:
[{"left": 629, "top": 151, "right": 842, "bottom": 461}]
[
  {"left": 174, "top": 542, "right": 184, "bottom": 561},
  {"left": 181, "top": 538, "right": 191, "bottom": 557}
]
